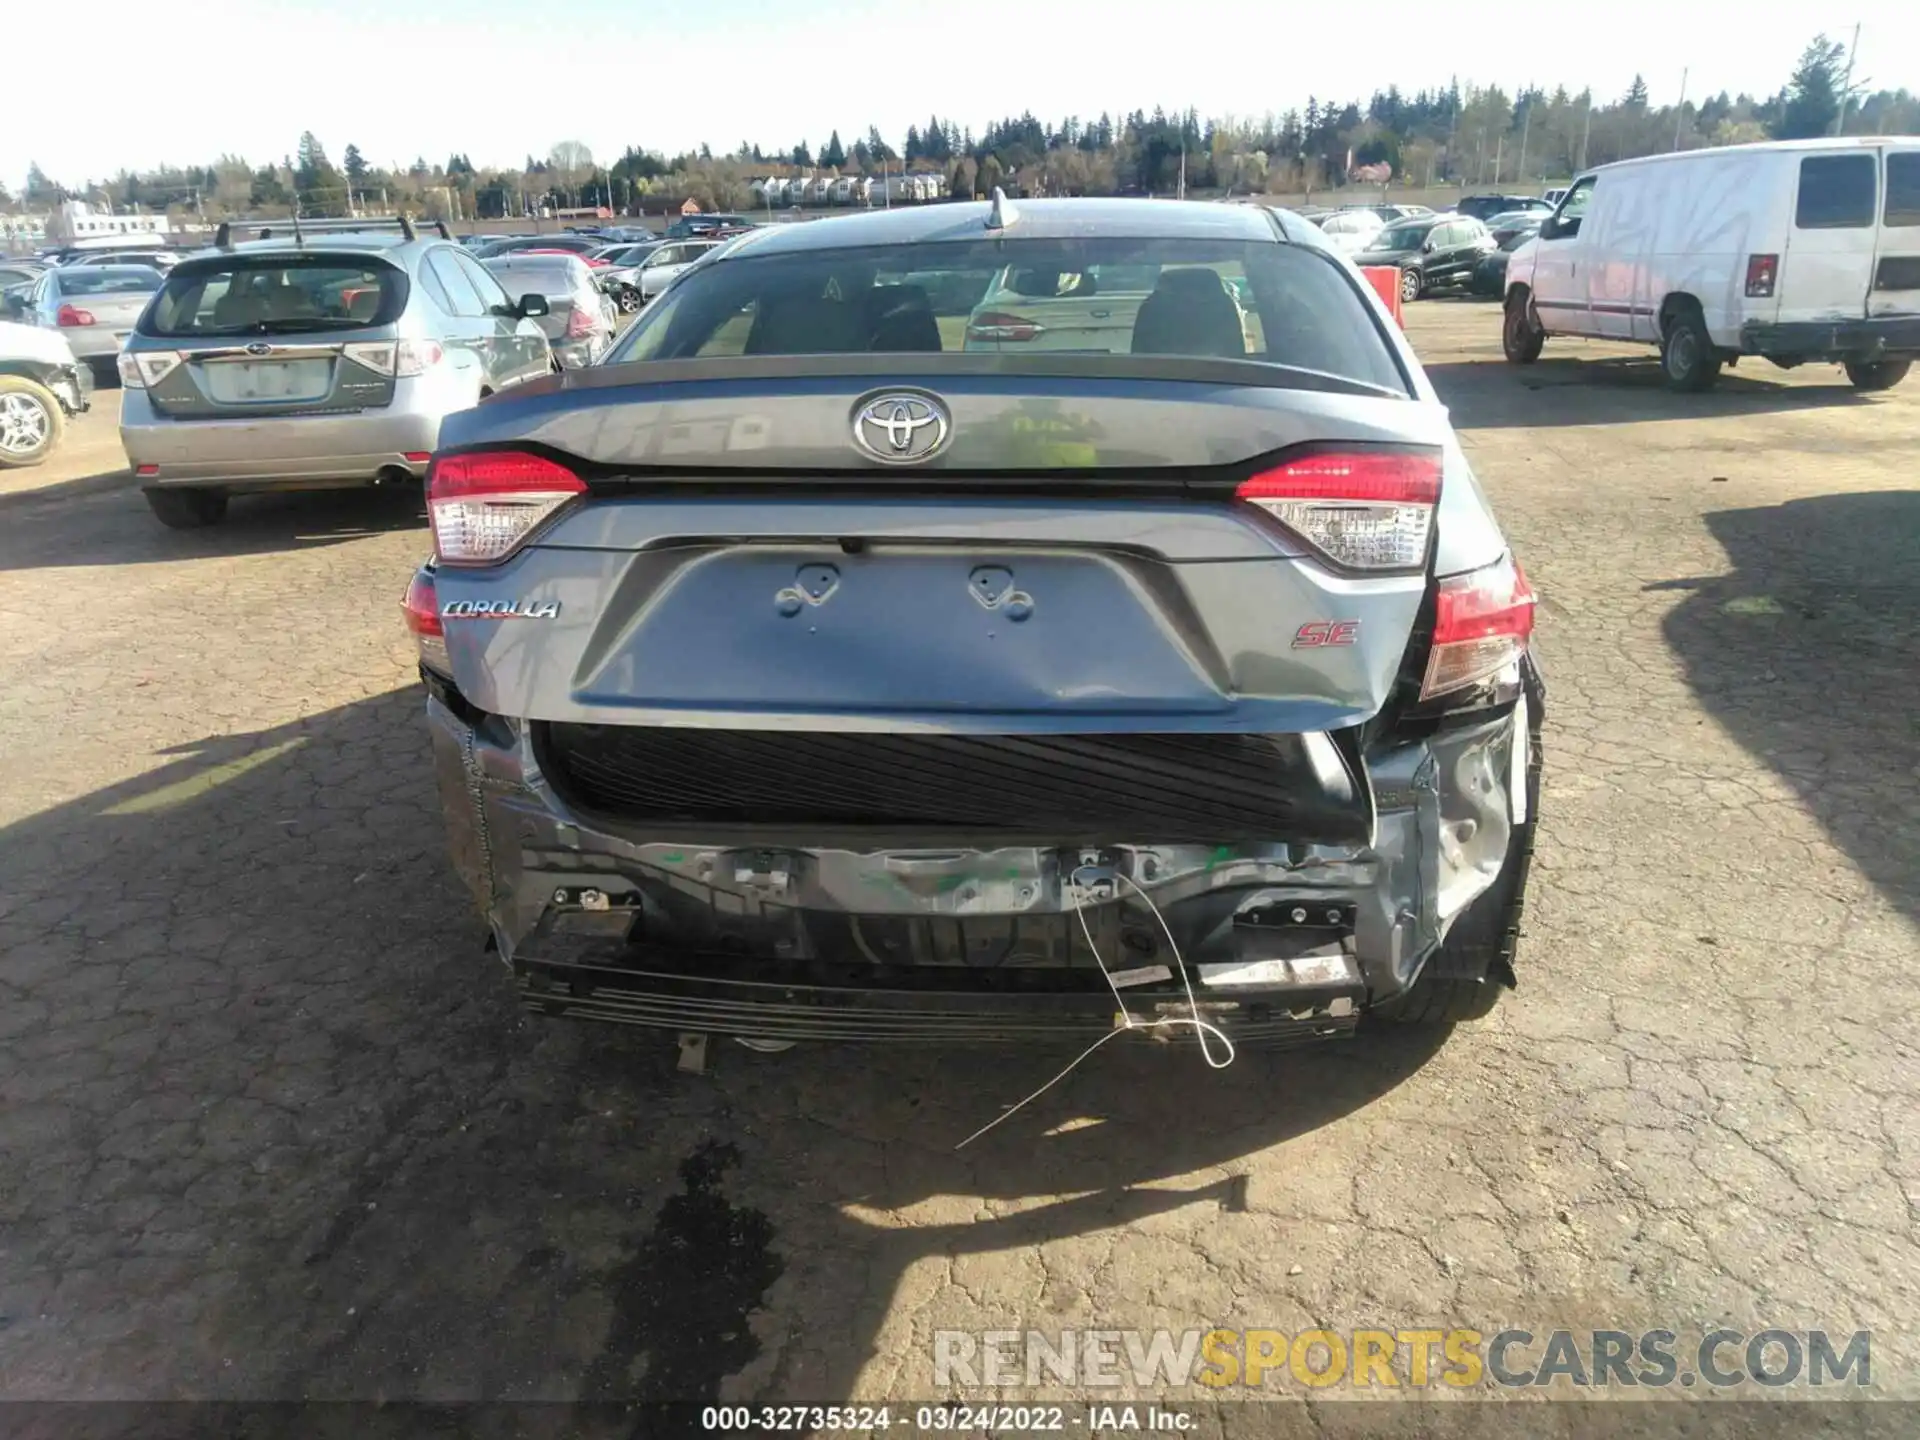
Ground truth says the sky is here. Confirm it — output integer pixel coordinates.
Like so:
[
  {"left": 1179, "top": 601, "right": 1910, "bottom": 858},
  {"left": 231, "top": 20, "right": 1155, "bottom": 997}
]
[{"left": 5, "top": 0, "right": 1916, "bottom": 191}]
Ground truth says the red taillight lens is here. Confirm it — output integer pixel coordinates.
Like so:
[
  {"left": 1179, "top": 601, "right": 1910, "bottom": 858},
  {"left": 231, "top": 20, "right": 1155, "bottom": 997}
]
[
  {"left": 565, "top": 305, "right": 597, "bottom": 339},
  {"left": 401, "top": 569, "right": 452, "bottom": 674},
  {"left": 56, "top": 304, "right": 95, "bottom": 327},
  {"left": 1745, "top": 253, "right": 1778, "bottom": 298},
  {"left": 1421, "top": 555, "right": 1536, "bottom": 700},
  {"left": 1235, "top": 448, "right": 1442, "bottom": 570},
  {"left": 965, "top": 310, "right": 1044, "bottom": 342},
  {"left": 427, "top": 450, "right": 587, "bottom": 565}
]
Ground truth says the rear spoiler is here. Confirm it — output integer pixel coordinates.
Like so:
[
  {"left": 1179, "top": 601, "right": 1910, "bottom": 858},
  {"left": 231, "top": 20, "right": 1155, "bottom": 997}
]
[{"left": 210, "top": 214, "right": 449, "bottom": 248}]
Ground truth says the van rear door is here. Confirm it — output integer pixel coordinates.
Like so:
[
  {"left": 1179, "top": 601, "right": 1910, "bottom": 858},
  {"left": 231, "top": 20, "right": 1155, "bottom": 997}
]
[
  {"left": 1870, "top": 145, "right": 1920, "bottom": 321},
  {"left": 1778, "top": 150, "right": 1879, "bottom": 324}
]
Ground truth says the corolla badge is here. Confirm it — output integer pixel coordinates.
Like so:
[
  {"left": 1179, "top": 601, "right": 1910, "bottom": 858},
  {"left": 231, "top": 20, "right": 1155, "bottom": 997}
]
[
  {"left": 851, "top": 390, "right": 951, "bottom": 464},
  {"left": 440, "top": 599, "right": 561, "bottom": 620}
]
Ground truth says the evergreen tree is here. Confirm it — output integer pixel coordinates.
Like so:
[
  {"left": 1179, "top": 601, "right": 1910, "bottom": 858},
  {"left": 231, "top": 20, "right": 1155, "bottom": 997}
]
[
  {"left": 821, "top": 129, "right": 846, "bottom": 167},
  {"left": 1771, "top": 33, "right": 1847, "bottom": 139}
]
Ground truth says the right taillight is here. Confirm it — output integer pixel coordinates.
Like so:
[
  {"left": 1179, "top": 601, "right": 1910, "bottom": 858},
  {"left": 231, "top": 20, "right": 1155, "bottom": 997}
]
[
  {"left": 427, "top": 449, "right": 587, "bottom": 565},
  {"left": 1422, "top": 555, "right": 1536, "bottom": 701},
  {"left": 1745, "top": 253, "right": 1778, "bottom": 298},
  {"left": 565, "top": 304, "right": 597, "bottom": 339},
  {"left": 1235, "top": 447, "right": 1441, "bottom": 571},
  {"left": 401, "top": 569, "right": 451, "bottom": 675},
  {"left": 965, "top": 310, "right": 1044, "bottom": 343}
]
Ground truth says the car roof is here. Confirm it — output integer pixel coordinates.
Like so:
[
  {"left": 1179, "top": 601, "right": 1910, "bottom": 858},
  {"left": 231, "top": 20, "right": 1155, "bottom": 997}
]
[
  {"left": 202, "top": 234, "right": 424, "bottom": 259},
  {"left": 712, "top": 197, "right": 1283, "bottom": 258},
  {"left": 54, "top": 264, "right": 163, "bottom": 278}
]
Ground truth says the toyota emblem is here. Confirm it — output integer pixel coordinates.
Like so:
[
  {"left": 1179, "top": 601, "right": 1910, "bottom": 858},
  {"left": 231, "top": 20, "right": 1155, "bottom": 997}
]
[{"left": 851, "top": 390, "right": 951, "bottom": 465}]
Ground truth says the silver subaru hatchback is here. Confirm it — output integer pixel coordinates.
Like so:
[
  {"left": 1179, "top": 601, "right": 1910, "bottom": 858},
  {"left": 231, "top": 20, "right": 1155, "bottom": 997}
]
[{"left": 119, "top": 217, "right": 557, "bottom": 529}]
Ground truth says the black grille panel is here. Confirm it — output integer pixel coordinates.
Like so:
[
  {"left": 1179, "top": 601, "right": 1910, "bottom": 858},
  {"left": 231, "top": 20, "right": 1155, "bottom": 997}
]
[{"left": 536, "top": 724, "right": 1370, "bottom": 843}]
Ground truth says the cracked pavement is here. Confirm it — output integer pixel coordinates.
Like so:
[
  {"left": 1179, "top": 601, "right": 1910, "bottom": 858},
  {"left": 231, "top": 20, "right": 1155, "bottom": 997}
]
[{"left": 0, "top": 307, "right": 1915, "bottom": 1426}]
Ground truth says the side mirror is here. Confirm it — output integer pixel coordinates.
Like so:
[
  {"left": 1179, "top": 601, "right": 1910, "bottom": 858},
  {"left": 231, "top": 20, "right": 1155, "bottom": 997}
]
[
  {"left": 517, "top": 293, "right": 550, "bottom": 319},
  {"left": 1422, "top": 240, "right": 1436, "bottom": 254}
]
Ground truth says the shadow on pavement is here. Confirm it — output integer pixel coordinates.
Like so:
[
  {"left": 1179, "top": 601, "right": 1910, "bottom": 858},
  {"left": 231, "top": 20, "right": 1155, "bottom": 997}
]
[
  {"left": 0, "top": 688, "right": 1449, "bottom": 1412},
  {"left": 0, "top": 482, "right": 426, "bottom": 572},
  {"left": 1654, "top": 489, "right": 1920, "bottom": 929},
  {"left": 1426, "top": 354, "right": 1877, "bottom": 432}
]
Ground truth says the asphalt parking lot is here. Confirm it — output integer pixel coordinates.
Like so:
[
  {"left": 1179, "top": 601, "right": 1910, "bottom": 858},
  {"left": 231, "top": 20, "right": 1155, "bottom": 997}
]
[{"left": 2, "top": 305, "right": 1917, "bottom": 1427}]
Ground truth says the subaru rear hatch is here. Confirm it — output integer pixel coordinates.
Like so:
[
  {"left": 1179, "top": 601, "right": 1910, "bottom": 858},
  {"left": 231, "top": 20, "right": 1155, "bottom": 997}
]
[{"left": 129, "top": 251, "right": 409, "bottom": 417}]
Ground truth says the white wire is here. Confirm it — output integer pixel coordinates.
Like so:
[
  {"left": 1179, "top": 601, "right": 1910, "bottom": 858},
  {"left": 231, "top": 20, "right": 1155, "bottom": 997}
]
[{"left": 953, "top": 864, "right": 1236, "bottom": 1150}]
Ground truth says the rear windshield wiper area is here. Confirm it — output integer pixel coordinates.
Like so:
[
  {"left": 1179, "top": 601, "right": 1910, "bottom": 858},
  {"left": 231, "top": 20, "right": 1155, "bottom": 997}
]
[{"left": 150, "top": 318, "right": 370, "bottom": 338}]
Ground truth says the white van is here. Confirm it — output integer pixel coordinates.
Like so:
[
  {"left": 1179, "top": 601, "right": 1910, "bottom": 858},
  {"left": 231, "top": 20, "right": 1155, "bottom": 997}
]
[{"left": 1501, "top": 137, "right": 1920, "bottom": 391}]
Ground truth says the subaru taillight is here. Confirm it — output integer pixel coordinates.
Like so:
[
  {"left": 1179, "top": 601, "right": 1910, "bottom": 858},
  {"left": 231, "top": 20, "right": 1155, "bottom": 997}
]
[
  {"left": 56, "top": 304, "right": 95, "bottom": 327},
  {"left": 401, "top": 569, "right": 451, "bottom": 675},
  {"left": 965, "top": 310, "right": 1044, "bottom": 342},
  {"left": 1235, "top": 448, "right": 1442, "bottom": 571},
  {"left": 1745, "top": 253, "right": 1778, "bottom": 298},
  {"left": 342, "top": 340, "right": 444, "bottom": 377},
  {"left": 427, "top": 450, "right": 587, "bottom": 565},
  {"left": 1421, "top": 555, "right": 1536, "bottom": 700},
  {"left": 118, "top": 350, "right": 182, "bottom": 388}
]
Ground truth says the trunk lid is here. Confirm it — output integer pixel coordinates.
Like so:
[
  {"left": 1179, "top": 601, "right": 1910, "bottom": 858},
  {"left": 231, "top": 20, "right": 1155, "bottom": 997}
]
[{"left": 433, "top": 365, "right": 1450, "bottom": 738}]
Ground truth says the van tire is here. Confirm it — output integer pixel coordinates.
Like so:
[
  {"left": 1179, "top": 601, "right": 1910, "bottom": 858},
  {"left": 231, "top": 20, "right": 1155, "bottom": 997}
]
[
  {"left": 1844, "top": 358, "right": 1910, "bottom": 392},
  {"left": 1502, "top": 290, "right": 1545, "bottom": 364},
  {"left": 144, "top": 486, "right": 229, "bottom": 529},
  {"left": 1659, "top": 304, "right": 1721, "bottom": 392}
]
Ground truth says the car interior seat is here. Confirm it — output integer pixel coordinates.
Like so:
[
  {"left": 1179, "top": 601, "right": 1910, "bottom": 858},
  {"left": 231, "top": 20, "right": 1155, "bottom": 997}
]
[{"left": 1130, "top": 268, "right": 1248, "bottom": 357}]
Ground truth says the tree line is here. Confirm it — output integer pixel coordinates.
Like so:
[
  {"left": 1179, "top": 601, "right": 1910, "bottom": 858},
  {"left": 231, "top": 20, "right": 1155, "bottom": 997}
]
[{"left": 6, "top": 34, "right": 1912, "bottom": 222}]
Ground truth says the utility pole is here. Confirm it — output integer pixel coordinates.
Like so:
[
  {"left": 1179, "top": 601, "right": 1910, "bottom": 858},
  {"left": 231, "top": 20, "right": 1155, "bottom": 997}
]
[
  {"left": 1673, "top": 67, "right": 1689, "bottom": 150},
  {"left": 1493, "top": 135, "right": 1503, "bottom": 185},
  {"left": 1517, "top": 93, "right": 1531, "bottom": 185},
  {"left": 1834, "top": 23, "right": 1862, "bottom": 135}
]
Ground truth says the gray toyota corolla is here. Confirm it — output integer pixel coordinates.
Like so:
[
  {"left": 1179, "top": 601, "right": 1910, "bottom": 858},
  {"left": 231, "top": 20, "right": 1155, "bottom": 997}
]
[{"left": 405, "top": 195, "right": 1543, "bottom": 1049}]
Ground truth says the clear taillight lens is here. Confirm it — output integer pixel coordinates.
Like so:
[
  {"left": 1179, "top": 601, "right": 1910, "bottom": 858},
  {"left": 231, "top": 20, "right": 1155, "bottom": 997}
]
[
  {"left": 965, "top": 310, "right": 1044, "bottom": 342},
  {"left": 427, "top": 450, "right": 587, "bottom": 565},
  {"left": 1235, "top": 448, "right": 1442, "bottom": 570},
  {"left": 118, "top": 351, "right": 182, "bottom": 389},
  {"left": 1421, "top": 555, "right": 1536, "bottom": 700},
  {"left": 401, "top": 569, "right": 451, "bottom": 675},
  {"left": 343, "top": 340, "right": 444, "bottom": 377}
]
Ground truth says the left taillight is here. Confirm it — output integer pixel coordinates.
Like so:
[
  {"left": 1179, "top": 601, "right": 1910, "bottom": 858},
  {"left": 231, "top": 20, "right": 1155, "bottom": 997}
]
[
  {"left": 402, "top": 569, "right": 451, "bottom": 675},
  {"left": 1421, "top": 554, "right": 1536, "bottom": 700},
  {"left": 56, "top": 304, "right": 95, "bottom": 327},
  {"left": 427, "top": 449, "right": 587, "bottom": 565},
  {"left": 1235, "top": 447, "right": 1441, "bottom": 571}
]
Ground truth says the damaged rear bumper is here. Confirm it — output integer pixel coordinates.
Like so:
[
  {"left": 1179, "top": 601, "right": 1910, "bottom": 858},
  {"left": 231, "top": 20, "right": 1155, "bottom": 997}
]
[{"left": 426, "top": 678, "right": 1536, "bottom": 1044}]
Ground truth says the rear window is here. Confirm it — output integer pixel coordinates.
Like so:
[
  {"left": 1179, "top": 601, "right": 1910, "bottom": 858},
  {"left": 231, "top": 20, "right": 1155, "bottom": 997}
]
[
  {"left": 1375, "top": 223, "right": 1431, "bottom": 250},
  {"left": 1796, "top": 154, "right": 1877, "bottom": 229},
  {"left": 487, "top": 259, "right": 585, "bottom": 294},
  {"left": 144, "top": 256, "right": 406, "bottom": 335},
  {"left": 606, "top": 236, "right": 1405, "bottom": 391},
  {"left": 56, "top": 268, "right": 162, "bottom": 295},
  {"left": 1886, "top": 152, "right": 1920, "bottom": 227}
]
